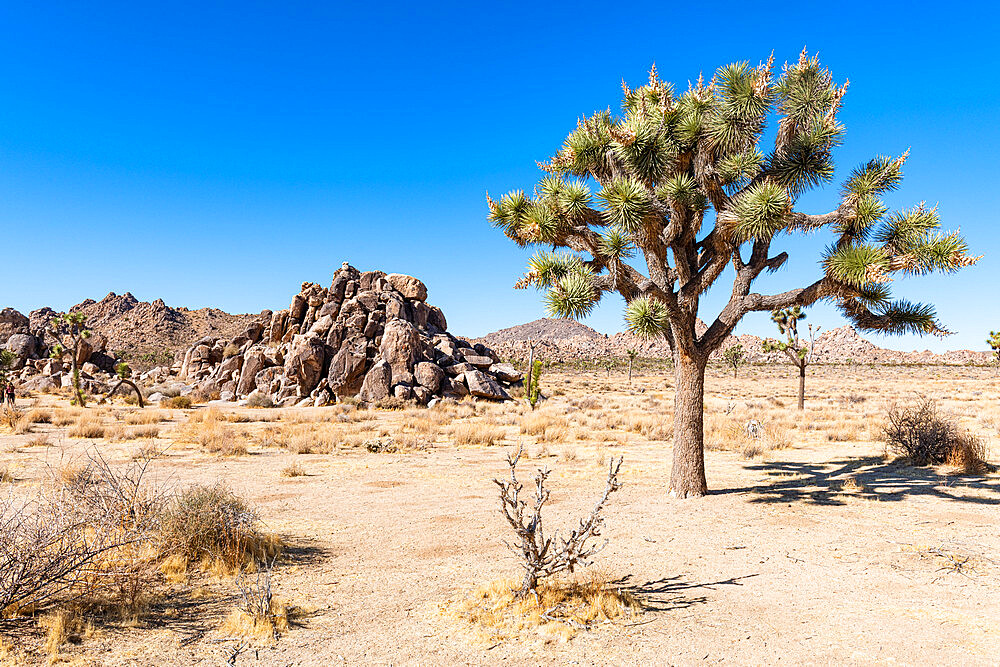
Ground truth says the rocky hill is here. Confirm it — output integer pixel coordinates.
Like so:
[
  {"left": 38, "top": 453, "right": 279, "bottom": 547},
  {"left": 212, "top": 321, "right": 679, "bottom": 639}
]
[
  {"left": 3, "top": 293, "right": 266, "bottom": 366},
  {"left": 477, "top": 318, "right": 993, "bottom": 366}
]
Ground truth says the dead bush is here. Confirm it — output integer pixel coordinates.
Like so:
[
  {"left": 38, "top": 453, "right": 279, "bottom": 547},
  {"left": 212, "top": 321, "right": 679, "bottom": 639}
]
[
  {"left": 495, "top": 448, "right": 623, "bottom": 597},
  {"left": 161, "top": 396, "right": 193, "bottom": 410},
  {"left": 882, "top": 398, "right": 977, "bottom": 466}
]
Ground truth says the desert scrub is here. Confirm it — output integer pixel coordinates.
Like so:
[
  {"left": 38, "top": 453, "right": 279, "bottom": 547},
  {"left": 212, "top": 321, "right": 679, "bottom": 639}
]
[
  {"left": 158, "top": 484, "right": 282, "bottom": 573},
  {"left": 161, "top": 395, "right": 193, "bottom": 409}
]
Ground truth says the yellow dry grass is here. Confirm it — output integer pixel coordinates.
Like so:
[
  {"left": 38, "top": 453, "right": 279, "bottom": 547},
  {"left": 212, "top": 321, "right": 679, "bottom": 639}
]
[
  {"left": 450, "top": 423, "right": 506, "bottom": 446},
  {"left": 444, "top": 573, "right": 641, "bottom": 641},
  {"left": 218, "top": 600, "right": 290, "bottom": 645}
]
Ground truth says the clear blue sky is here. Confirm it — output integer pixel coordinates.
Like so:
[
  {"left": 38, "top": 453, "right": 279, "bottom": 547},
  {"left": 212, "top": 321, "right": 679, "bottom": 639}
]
[{"left": 1, "top": 1, "right": 997, "bottom": 352}]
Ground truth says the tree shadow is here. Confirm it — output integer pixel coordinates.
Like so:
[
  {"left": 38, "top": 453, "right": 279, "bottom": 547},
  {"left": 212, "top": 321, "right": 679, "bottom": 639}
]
[
  {"left": 717, "top": 456, "right": 1000, "bottom": 506},
  {"left": 616, "top": 573, "right": 758, "bottom": 612}
]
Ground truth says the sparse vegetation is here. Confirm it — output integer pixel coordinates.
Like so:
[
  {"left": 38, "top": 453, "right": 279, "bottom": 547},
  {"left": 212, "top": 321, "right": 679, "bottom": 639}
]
[{"left": 762, "top": 307, "right": 819, "bottom": 409}]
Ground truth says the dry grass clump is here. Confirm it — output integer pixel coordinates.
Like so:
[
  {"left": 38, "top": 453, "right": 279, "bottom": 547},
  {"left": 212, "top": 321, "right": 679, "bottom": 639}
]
[
  {"left": 68, "top": 415, "right": 107, "bottom": 439},
  {"left": 246, "top": 393, "right": 275, "bottom": 409},
  {"left": 179, "top": 411, "right": 249, "bottom": 456},
  {"left": 280, "top": 463, "right": 306, "bottom": 478},
  {"left": 51, "top": 409, "right": 82, "bottom": 427},
  {"left": 25, "top": 408, "right": 53, "bottom": 424},
  {"left": 0, "top": 466, "right": 14, "bottom": 483},
  {"left": 450, "top": 423, "right": 506, "bottom": 446},
  {"left": 123, "top": 410, "right": 168, "bottom": 425},
  {"left": 945, "top": 434, "right": 992, "bottom": 475},
  {"left": 445, "top": 574, "right": 641, "bottom": 641},
  {"left": 158, "top": 484, "right": 282, "bottom": 574}
]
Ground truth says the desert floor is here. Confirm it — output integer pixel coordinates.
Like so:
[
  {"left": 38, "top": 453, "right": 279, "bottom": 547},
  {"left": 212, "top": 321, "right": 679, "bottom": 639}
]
[{"left": 2, "top": 364, "right": 999, "bottom": 666}]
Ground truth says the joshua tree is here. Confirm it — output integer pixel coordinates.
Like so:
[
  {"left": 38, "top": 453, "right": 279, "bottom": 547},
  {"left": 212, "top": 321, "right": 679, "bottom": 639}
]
[
  {"left": 626, "top": 348, "right": 638, "bottom": 384},
  {"left": 762, "top": 307, "right": 819, "bottom": 409},
  {"left": 722, "top": 343, "right": 745, "bottom": 378},
  {"left": 46, "top": 312, "right": 91, "bottom": 407},
  {"left": 987, "top": 331, "right": 1000, "bottom": 371},
  {"left": 488, "top": 51, "right": 979, "bottom": 497}
]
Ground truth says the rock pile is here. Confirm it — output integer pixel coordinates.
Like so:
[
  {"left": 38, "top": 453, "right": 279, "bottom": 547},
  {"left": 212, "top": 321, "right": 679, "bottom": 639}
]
[
  {"left": 174, "top": 263, "right": 521, "bottom": 406},
  {"left": 0, "top": 307, "right": 123, "bottom": 395}
]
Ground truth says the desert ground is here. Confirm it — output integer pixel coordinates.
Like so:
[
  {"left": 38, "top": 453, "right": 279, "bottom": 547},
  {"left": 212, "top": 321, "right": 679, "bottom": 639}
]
[{"left": 2, "top": 363, "right": 998, "bottom": 665}]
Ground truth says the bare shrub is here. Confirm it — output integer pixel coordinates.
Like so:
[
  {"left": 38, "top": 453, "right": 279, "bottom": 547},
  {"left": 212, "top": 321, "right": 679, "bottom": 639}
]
[
  {"left": 494, "top": 448, "right": 623, "bottom": 597},
  {"left": 882, "top": 398, "right": 971, "bottom": 466},
  {"left": 220, "top": 560, "right": 290, "bottom": 643},
  {"left": 0, "top": 452, "right": 163, "bottom": 618}
]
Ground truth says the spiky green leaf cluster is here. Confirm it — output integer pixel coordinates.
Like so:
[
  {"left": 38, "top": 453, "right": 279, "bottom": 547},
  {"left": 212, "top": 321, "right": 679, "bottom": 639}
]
[{"left": 624, "top": 296, "right": 669, "bottom": 339}]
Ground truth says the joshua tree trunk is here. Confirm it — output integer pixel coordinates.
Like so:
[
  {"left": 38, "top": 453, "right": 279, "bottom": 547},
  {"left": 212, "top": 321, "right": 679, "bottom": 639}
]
[
  {"left": 797, "top": 363, "right": 806, "bottom": 410},
  {"left": 670, "top": 351, "right": 708, "bottom": 498},
  {"left": 108, "top": 379, "right": 145, "bottom": 408}
]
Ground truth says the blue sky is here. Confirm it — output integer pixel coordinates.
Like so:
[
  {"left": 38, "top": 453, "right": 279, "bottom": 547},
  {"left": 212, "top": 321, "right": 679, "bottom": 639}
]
[{"left": 1, "top": 1, "right": 997, "bottom": 352}]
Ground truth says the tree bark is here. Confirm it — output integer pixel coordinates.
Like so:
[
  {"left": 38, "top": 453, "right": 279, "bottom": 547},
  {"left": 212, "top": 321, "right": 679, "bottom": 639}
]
[
  {"left": 798, "top": 363, "right": 806, "bottom": 410},
  {"left": 670, "top": 352, "right": 708, "bottom": 498}
]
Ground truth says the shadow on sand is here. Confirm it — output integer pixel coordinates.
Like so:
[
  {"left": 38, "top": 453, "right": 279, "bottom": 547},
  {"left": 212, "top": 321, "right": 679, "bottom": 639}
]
[{"left": 716, "top": 456, "right": 1000, "bottom": 506}]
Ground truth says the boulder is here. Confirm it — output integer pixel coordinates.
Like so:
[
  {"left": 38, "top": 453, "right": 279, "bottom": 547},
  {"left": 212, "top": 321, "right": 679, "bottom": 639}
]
[
  {"left": 379, "top": 319, "right": 421, "bottom": 380},
  {"left": 327, "top": 335, "right": 368, "bottom": 397},
  {"left": 386, "top": 274, "right": 428, "bottom": 301},
  {"left": 359, "top": 359, "right": 392, "bottom": 402},
  {"left": 414, "top": 361, "right": 445, "bottom": 393},
  {"left": 462, "top": 354, "right": 494, "bottom": 368},
  {"left": 284, "top": 336, "right": 326, "bottom": 395},
  {"left": 489, "top": 363, "right": 523, "bottom": 383},
  {"left": 4, "top": 334, "right": 39, "bottom": 368},
  {"left": 0, "top": 308, "right": 29, "bottom": 341},
  {"left": 237, "top": 350, "right": 267, "bottom": 396},
  {"left": 465, "top": 369, "right": 509, "bottom": 400}
]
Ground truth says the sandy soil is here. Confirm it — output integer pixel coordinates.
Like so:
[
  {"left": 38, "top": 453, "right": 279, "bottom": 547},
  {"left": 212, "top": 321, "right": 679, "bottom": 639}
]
[{"left": 2, "top": 364, "right": 998, "bottom": 665}]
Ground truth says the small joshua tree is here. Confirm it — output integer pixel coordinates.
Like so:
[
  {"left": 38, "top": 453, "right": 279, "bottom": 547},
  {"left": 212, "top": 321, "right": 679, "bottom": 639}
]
[
  {"left": 46, "top": 312, "right": 91, "bottom": 407},
  {"left": 626, "top": 349, "right": 638, "bottom": 384},
  {"left": 722, "top": 343, "right": 745, "bottom": 378},
  {"left": 489, "top": 51, "right": 978, "bottom": 497},
  {"left": 987, "top": 331, "right": 1000, "bottom": 371},
  {"left": 527, "top": 359, "right": 543, "bottom": 410},
  {"left": 495, "top": 448, "right": 623, "bottom": 598},
  {"left": 762, "top": 306, "right": 819, "bottom": 409}
]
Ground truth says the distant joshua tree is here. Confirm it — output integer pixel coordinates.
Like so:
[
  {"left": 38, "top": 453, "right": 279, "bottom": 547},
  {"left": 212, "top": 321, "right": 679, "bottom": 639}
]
[
  {"left": 722, "top": 343, "right": 746, "bottom": 378},
  {"left": 988, "top": 331, "right": 1000, "bottom": 371},
  {"left": 107, "top": 362, "right": 145, "bottom": 408},
  {"left": 46, "top": 312, "right": 91, "bottom": 407},
  {"left": 626, "top": 349, "right": 638, "bottom": 384},
  {"left": 762, "top": 307, "right": 819, "bottom": 409},
  {"left": 0, "top": 349, "right": 14, "bottom": 388},
  {"left": 489, "top": 51, "right": 979, "bottom": 496}
]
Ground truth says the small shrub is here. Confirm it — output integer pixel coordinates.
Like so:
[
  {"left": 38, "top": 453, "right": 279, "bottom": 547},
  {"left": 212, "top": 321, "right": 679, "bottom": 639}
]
[
  {"left": 223, "top": 343, "right": 240, "bottom": 359},
  {"left": 25, "top": 408, "right": 52, "bottom": 424},
  {"left": 945, "top": 433, "right": 991, "bottom": 474},
  {"left": 246, "top": 393, "right": 275, "bottom": 409}
]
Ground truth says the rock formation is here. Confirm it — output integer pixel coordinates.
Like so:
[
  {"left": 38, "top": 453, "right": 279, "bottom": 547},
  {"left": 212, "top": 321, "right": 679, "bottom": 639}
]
[{"left": 173, "top": 263, "right": 521, "bottom": 406}]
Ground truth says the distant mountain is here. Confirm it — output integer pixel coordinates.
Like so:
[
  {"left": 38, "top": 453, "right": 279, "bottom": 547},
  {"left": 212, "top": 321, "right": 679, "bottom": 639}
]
[{"left": 476, "top": 318, "right": 992, "bottom": 366}]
